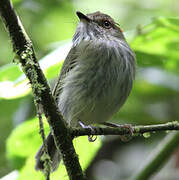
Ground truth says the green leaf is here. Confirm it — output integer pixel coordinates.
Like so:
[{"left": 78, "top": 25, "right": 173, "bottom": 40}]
[
  {"left": 0, "top": 98, "right": 24, "bottom": 175},
  {"left": 0, "top": 64, "right": 22, "bottom": 81},
  {"left": 6, "top": 117, "right": 49, "bottom": 169},
  {"left": 131, "top": 17, "right": 179, "bottom": 73}
]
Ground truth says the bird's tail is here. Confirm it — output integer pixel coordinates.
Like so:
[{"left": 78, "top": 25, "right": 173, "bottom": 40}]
[{"left": 35, "top": 132, "right": 61, "bottom": 172}]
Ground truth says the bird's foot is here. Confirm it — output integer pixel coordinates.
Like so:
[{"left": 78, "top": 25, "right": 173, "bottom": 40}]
[{"left": 78, "top": 121, "right": 97, "bottom": 142}]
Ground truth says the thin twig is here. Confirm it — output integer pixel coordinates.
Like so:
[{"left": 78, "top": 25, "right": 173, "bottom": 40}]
[
  {"left": 37, "top": 106, "right": 51, "bottom": 179},
  {"left": 72, "top": 121, "right": 179, "bottom": 138}
]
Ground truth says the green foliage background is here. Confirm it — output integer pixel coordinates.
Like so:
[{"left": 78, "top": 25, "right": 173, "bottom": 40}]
[{"left": 0, "top": 0, "right": 179, "bottom": 179}]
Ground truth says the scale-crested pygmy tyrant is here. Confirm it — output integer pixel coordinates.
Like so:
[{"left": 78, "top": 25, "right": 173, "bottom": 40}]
[{"left": 35, "top": 11, "right": 136, "bottom": 171}]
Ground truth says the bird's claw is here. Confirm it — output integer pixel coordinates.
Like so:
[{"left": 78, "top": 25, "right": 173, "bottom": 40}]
[{"left": 78, "top": 121, "right": 97, "bottom": 142}]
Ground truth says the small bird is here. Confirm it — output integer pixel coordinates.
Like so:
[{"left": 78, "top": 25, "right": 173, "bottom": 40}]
[{"left": 35, "top": 11, "right": 136, "bottom": 172}]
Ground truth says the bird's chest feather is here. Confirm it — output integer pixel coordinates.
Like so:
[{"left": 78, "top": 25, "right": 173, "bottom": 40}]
[{"left": 58, "top": 41, "right": 135, "bottom": 126}]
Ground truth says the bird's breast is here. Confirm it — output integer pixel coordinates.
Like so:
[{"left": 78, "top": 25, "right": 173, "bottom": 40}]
[{"left": 58, "top": 40, "right": 135, "bottom": 126}]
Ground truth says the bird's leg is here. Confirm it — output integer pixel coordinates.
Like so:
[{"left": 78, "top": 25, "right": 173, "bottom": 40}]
[{"left": 78, "top": 121, "right": 97, "bottom": 142}]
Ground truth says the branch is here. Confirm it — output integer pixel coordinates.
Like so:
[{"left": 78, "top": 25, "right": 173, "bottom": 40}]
[
  {"left": 72, "top": 121, "right": 179, "bottom": 137},
  {"left": 0, "top": 1, "right": 85, "bottom": 180}
]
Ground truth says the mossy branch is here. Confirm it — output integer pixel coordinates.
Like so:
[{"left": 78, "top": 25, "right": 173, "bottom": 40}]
[{"left": 0, "top": 1, "right": 85, "bottom": 180}]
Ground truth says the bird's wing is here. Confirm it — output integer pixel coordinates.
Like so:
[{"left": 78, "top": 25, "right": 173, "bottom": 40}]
[{"left": 52, "top": 46, "right": 78, "bottom": 101}]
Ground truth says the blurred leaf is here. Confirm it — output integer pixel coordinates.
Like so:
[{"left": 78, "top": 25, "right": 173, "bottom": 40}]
[
  {"left": 25, "top": 1, "right": 76, "bottom": 49},
  {"left": 0, "top": 64, "right": 22, "bottom": 81},
  {"left": 131, "top": 17, "right": 179, "bottom": 73},
  {"left": 6, "top": 117, "right": 47, "bottom": 169},
  {"left": 0, "top": 98, "right": 24, "bottom": 175},
  {"left": 0, "top": 29, "right": 14, "bottom": 66},
  {"left": 0, "top": 80, "right": 31, "bottom": 99},
  {"left": 12, "top": 0, "right": 21, "bottom": 3}
]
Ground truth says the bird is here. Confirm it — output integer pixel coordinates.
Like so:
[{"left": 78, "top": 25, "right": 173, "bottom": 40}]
[{"left": 35, "top": 11, "right": 136, "bottom": 172}]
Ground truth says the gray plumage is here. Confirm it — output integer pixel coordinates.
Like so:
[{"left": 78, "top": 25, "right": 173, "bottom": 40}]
[{"left": 35, "top": 11, "right": 136, "bottom": 172}]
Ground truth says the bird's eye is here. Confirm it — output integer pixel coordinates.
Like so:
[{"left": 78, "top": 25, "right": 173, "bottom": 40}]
[{"left": 103, "top": 21, "right": 111, "bottom": 29}]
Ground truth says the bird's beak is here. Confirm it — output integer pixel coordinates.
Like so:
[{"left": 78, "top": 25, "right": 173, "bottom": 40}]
[{"left": 76, "top": 11, "right": 90, "bottom": 22}]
